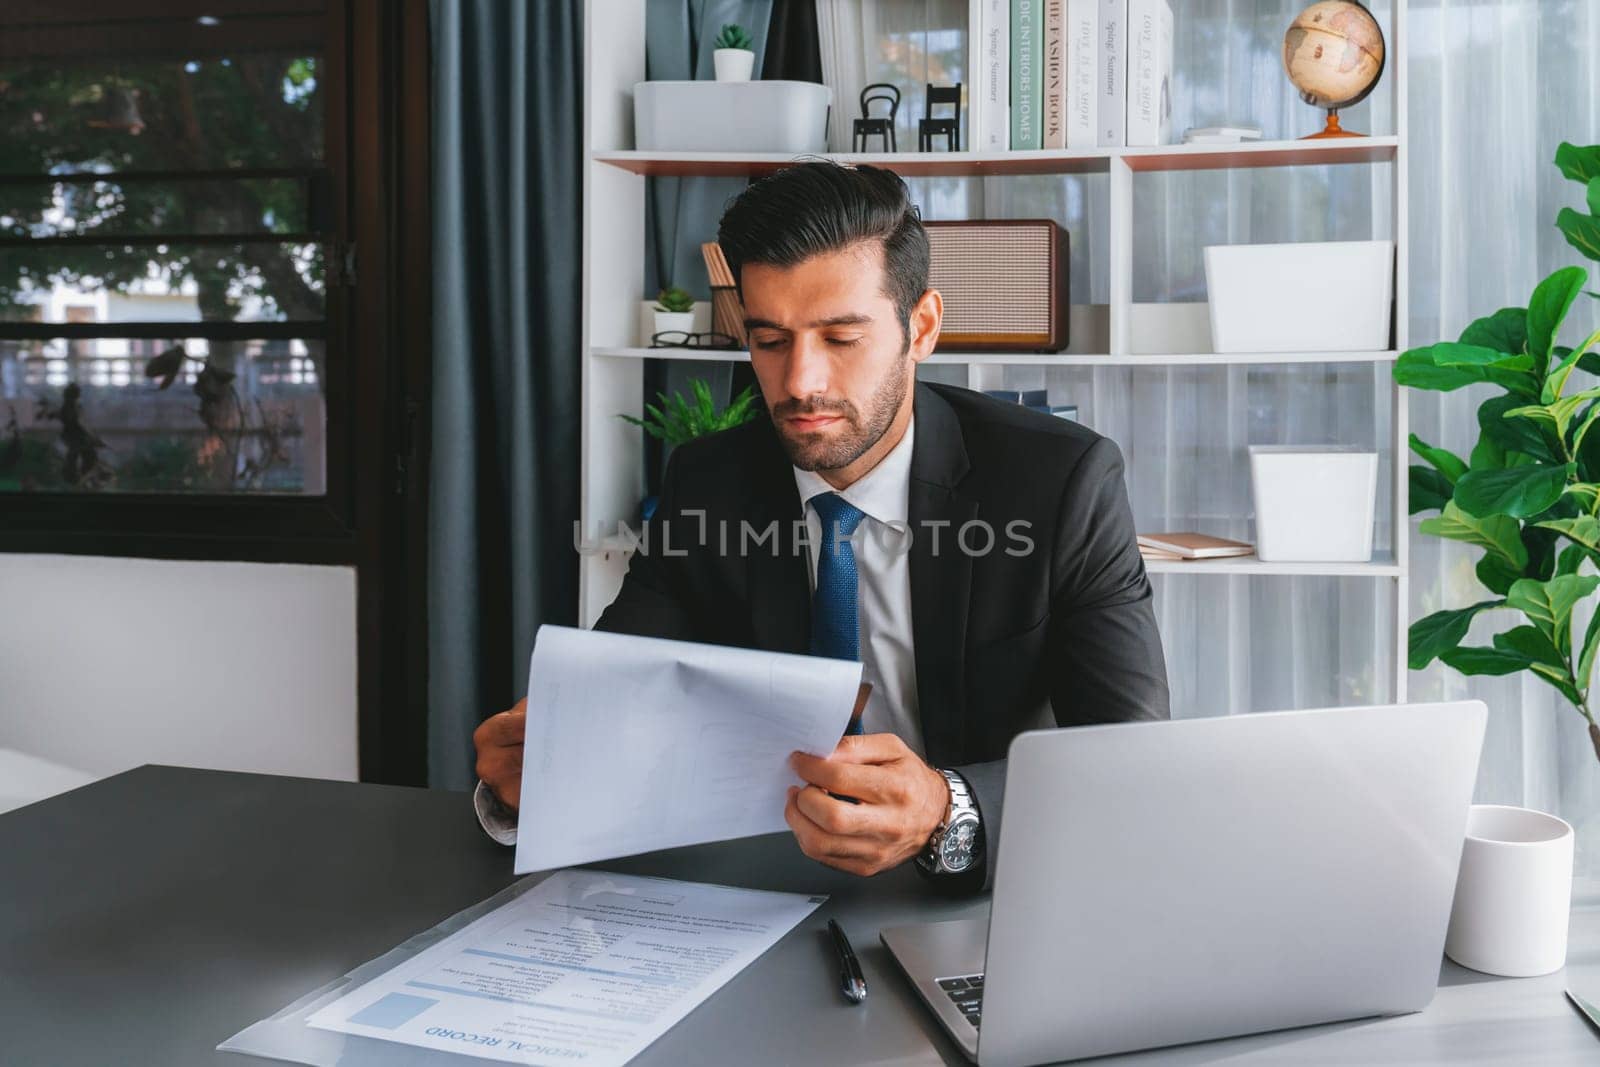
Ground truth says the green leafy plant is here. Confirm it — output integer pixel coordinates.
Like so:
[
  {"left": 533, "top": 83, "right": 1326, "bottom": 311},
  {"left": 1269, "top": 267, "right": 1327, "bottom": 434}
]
[
  {"left": 713, "top": 23, "right": 753, "bottom": 51},
  {"left": 654, "top": 286, "right": 694, "bottom": 314},
  {"left": 619, "top": 379, "right": 760, "bottom": 448},
  {"left": 1399, "top": 141, "right": 1600, "bottom": 760}
]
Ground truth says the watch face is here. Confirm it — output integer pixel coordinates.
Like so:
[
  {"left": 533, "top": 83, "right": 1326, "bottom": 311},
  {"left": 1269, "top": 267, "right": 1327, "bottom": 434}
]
[{"left": 940, "top": 815, "right": 979, "bottom": 872}]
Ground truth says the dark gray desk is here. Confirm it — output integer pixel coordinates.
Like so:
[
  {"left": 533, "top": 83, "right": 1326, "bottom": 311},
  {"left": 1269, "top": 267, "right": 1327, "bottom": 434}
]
[{"left": 2, "top": 766, "right": 1597, "bottom": 1066}]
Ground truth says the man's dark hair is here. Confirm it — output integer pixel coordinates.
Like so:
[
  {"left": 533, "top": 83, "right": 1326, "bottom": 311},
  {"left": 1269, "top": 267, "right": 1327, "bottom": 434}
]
[{"left": 716, "top": 162, "right": 930, "bottom": 343}]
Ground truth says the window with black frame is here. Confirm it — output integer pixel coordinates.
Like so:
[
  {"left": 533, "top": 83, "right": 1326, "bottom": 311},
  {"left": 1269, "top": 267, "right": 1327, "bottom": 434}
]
[{"left": 0, "top": 4, "right": 335, "bottom": 498}]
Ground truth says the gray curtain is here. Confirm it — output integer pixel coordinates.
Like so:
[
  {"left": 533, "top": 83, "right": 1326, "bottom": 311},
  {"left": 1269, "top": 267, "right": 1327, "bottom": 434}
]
[{"left": 428, "top": 0, "right": 583, "bottom": 790}]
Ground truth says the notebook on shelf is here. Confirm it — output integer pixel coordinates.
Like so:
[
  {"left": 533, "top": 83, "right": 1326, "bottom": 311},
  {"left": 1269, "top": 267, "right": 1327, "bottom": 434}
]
[{"left": 1137, "top": 533, "right": 1254, "bottom": 559}]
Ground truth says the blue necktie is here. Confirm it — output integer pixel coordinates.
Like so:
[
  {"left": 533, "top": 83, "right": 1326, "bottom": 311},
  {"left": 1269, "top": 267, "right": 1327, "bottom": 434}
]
[{"left": 809, "top": 492, "right": 868, "bottom": 735}]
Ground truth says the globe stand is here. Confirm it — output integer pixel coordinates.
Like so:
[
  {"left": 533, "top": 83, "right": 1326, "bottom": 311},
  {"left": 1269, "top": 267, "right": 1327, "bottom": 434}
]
[{"left": 1303, "top": 109, "right": 1363, "bottom": 140}]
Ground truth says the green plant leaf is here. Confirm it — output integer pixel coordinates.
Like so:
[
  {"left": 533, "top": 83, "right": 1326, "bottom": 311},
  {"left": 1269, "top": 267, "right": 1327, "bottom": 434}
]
[
  {"left": 1408, "top": 433, "right": 1468, "bottom": 484},
  {"left": 1478, "top": 394, "right": 1559, "bottom": 463},
  {"left": 1528, "top": 267, "right": 1589, "bottom": 376},
  {"left": 1505, "top": 573, "right": 1600, "bottom": 654},
  {"left": 1440, "top": 646, "right": 1532, "bottom": 676},
  {"left": 1460, "top": 306, "right": 1528, "bottom": 355},
  {"left": 1476, "top": 553, "right": 1524, "bottom": 595},
  {"left": 1431, "top": 342, "right": 1524, "bottom": 369},
  {"left": 1557, "top": 142, "right": 1600, "bottom": 185},
  {"left": 1530, "top": 663, "right": 1585, "bottom": 706},
  {"left": 1419, "top": 501, "right": 1530, "bottom": 568},
  {"left": 1544, "top": 327, "right": 1600, "bottom": 404},
  {"left": 1571, "top": 347, "right": 1600, "bottom": 378},
  {"left": 1394, "top": 343, "right": 1537, "bottom": 396},
  {"left": 1590, "top": 177, "right": 1600, "bottom": 218},
  {"left": 1509, "top": 388, "right": 1600, "bottom": 441},
  {"left": 1558, "top": 207, "right": 1600, "bottom": 266},
  {"left": 1410, "top": 466, "right": 1451, "bottom": 514},
  {"left": 1579, "top": 602, "right": 1600, "bottom": 694},
  {"left": 1469, "top": 436, "right": 1505, "bottom": 473},
  {"left": 1524, "top": 520, "right": 1567, "bottom": 580},
  {"left": 1408, "top": 600, "right": 1503, "bottom": 670},
  {"left": 1545, "top": 347, "right": 1588, "bottom": 404},
  {"left": 1537, "top": 515, "right": 1600, "bottom": 552},
  {"left": 1570, "top": 484, "right": 1600, "bottom": 513},
  {"left": 1494, "top": 623, "right": 1569, "bottom": 669},
  {"left": 1558, "top": 543, "right": 1595, "bottom": 577},
  {"left": 1572, "top": 402, "right": 1600, "bottom": 457},
  {"left": 1454, "top": 462, "right": 1573, "bottom": 519}
]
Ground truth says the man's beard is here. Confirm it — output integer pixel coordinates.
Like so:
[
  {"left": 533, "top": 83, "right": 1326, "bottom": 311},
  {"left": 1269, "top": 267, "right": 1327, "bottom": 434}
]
[{"left": 771, "top": 355, "right": 910, "bottom": 472}]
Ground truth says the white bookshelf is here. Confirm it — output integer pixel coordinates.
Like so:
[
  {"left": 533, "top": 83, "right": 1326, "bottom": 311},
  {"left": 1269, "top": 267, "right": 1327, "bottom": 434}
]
[
  {"left": 581, "top": 0, "right": 1410, "bottom": 701},
  {"left": 592, "top": 345, "right": 1400, "bottom": 367}
]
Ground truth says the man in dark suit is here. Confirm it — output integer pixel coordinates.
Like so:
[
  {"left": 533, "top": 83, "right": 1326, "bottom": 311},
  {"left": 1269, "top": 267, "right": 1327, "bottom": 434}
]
[{"left": 474, "top": 162, "right": 1169, "bottom": 890}]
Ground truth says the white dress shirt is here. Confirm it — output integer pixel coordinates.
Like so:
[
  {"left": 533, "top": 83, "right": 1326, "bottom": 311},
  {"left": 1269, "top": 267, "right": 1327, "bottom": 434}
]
[
  {"left": 791, "top": 416, "right": 922, "bottom": 754},
  {"left": 475, "top": 418, "right": 924, "bottom": 844}
]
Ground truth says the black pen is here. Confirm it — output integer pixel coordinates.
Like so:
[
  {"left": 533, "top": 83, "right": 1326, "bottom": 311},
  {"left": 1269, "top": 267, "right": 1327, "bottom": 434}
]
[{"left": 828, "top": 918, "right": 867, "bottom": 1004}]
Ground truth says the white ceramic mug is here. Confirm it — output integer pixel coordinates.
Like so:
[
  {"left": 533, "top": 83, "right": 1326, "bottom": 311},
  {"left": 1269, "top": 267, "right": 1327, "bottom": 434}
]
[{"left": 1444, "top": 804, "right": 1574, "bottom": 977}]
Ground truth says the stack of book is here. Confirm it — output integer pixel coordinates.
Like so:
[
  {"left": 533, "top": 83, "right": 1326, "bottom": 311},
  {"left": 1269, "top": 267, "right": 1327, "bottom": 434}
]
[
  {"left": 970, "top": 0, "right": 1174, "bottom": 152},
  {"left": 1137, "top": 533, "right": 1253, "bottom": 562}
]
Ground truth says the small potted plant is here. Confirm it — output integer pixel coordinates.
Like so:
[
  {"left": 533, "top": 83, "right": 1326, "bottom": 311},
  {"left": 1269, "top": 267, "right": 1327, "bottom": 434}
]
[
  {"left": 653, "top": 286, "right": 695, "bottom": 336},
  {"left": 620, "top": 378, "right": 762, "bottom": 520},
  {"left": 712, "top": 24, "right": 755, "bottom": 82}
]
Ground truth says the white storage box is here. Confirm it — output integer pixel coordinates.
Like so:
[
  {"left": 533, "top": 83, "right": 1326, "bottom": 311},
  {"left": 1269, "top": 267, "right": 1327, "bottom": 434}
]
[
  {"left": 1249, "top": 446, "right": 1378, "bottom": 562},
  {"left": 1205, "top": 241, "right": 1394, "bottom": 353},
  {"left": 633, "top": 80, "right": 831, "bottom": 153}
]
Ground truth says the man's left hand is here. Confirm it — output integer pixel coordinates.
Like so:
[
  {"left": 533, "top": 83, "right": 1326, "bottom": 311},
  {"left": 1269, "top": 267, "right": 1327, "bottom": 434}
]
[{"left": 785, "top": 733, "right": 950, "bottom": 877}]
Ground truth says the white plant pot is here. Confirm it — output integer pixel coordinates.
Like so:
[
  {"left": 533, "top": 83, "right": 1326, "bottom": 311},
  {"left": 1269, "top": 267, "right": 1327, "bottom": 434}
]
[
  {"left": 1205, "top": 240, "right": 1394, "bottom": 353},
  {"left": 1248, "top": 446, "right": 1377, "bottom": 562},
  {"left": 1445, "top": 805, "right": 1574, "bottom": 977},
  {"left": 653, "top": 311, "right": 695, "bottom": 337},
  {"left": 712, "top": 48, "right": 755, "bottom": 83}
]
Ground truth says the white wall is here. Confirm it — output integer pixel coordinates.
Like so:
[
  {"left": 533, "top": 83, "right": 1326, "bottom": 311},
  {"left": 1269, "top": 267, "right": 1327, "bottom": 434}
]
[{"left": 0, "top": 554, "right": 358, "bottom": 782}]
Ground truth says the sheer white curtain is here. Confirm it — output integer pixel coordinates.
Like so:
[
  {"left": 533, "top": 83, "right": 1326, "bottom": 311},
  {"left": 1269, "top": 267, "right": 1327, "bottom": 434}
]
[{"left": 817, "top": 0, "right": 1600, "bottom": 871}]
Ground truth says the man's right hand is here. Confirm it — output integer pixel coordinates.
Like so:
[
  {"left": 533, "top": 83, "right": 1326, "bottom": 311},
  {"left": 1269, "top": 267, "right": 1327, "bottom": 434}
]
[{"left": 473, "top": 698, "right": 526, "bottom": 811}]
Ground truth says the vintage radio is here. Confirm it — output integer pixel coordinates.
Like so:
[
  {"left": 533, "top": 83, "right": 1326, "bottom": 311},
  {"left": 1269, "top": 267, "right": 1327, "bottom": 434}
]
[{"left": 923, "top": 219, "right": 1070, "bottom": 352}]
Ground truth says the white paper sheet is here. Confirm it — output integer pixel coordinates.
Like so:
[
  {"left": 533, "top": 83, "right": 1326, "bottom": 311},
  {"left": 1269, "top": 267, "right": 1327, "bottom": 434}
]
[
  {"left": 305, "top": 869, "right": 825, "bottom": 1066},
  {"left": 513, "top": 626, "right": 862, "bottom": 873}
]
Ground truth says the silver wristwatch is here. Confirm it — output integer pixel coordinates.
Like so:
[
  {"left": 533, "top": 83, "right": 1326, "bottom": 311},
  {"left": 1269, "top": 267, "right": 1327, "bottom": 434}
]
[{"left": 917, "top": 769, "right": 983, "bottom": 875}]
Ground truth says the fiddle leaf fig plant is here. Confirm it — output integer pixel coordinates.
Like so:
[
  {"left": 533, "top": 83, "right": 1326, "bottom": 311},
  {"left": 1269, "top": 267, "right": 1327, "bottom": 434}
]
[{"left": 1401, "top": 142, "right": 1600, "bottom": 760}]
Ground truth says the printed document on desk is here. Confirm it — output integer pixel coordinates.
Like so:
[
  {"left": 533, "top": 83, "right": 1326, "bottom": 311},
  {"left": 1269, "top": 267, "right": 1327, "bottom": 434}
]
[
  {"left": 514, "top": 625, "right": 862, "bottom": 873},
  {"left": 305, "top": 868, "right": 825, "bottom": 1066}
]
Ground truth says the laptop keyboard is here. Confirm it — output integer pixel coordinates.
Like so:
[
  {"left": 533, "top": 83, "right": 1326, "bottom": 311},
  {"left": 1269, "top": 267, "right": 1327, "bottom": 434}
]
[{"left": 937, "top": 974, "right": 984, "bottom": 1028}]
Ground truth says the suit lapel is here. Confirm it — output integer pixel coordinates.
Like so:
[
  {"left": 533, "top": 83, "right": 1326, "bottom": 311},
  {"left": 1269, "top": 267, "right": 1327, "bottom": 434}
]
[
  {"left": 908, "top": 383, "right": 976, "bottom": 767},
  {"left": 743, "top": 423, "right": 811, "bottom": 655}
]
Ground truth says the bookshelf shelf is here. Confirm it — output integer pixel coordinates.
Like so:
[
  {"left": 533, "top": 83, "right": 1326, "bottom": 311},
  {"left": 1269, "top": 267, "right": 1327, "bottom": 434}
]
[
  {"left": 1143, "top": 554, "right": 1402, "bottom": 578},
  {"left": 591, "top": 137, "right": 1400, "bottom": 180},
  {"left": 582, "top": 0, "right": 1411, "bottom": 699},
  {"left": 592, "top": 346, "right": 1401, "bottom": 367},
  {"left": 590, "top": 538, "right": 1401, "bottom": 580}
]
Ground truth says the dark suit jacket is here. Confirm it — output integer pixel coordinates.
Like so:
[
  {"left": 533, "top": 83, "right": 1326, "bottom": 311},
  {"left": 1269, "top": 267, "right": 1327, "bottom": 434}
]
[{"left": 595, "top": 381, "right": 1170, "bottom": 889}]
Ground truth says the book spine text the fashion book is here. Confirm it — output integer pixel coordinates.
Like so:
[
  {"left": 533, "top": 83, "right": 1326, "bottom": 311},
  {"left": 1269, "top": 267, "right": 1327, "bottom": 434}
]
[
  {"left": 980, "top": 0, "right": 1011, "bottom": 151},
  {"left": 1042, "top": 0, "right": 1066, "bottom": 148},
  {"left": 1126, "top": 0, "right": 1174, "bottom": 146},
  {"left": 1011, "top": 0, "right": 1044, "bottom": 149},
  {"left": 1065, "top": 0, "right": 1098, "bottom": 149},
  {"left": 1097, "top": 0, "right": 1127, "bottom": 146}
]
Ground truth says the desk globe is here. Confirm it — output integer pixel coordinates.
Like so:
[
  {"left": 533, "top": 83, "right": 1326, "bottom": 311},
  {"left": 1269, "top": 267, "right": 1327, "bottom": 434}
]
[{"left": 1283, "top": 1, "right": 1386, "bottom": 138}]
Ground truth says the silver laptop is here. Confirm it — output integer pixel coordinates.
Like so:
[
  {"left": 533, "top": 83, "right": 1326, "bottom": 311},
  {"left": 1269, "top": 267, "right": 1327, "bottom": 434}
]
[{"left": 882, "top": 701, "right": 1487, "bottom": 1066}]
